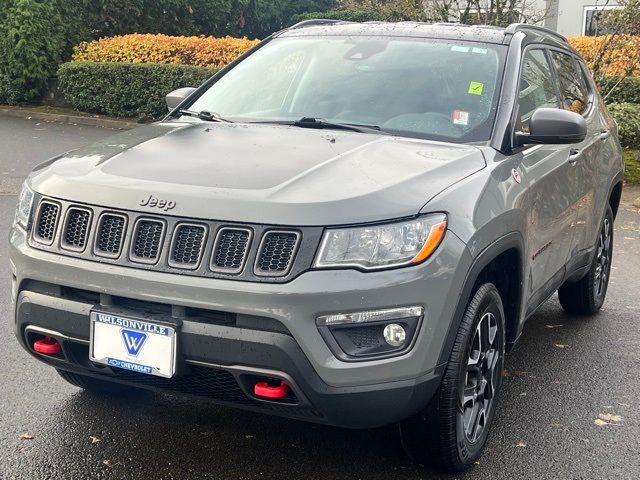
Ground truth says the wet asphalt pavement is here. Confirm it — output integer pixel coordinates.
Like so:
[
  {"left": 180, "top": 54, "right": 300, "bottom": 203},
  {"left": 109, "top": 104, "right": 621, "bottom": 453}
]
[{"left": 0, "top": 116, "right": 639, "bottom": 480}]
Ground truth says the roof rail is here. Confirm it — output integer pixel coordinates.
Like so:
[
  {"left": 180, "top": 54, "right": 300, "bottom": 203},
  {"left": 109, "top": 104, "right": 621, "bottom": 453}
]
[
  {"left": 288, "top": 19, "right": 352, "bottom": 30},
  {"left": 505, "top": 23, "right": 567, "bottom": 42}
]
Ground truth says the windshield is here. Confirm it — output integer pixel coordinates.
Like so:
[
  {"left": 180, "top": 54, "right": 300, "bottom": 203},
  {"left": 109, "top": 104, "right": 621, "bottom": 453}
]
[{"left": 188, "top": 36, "right": 506, "bottom": 143}]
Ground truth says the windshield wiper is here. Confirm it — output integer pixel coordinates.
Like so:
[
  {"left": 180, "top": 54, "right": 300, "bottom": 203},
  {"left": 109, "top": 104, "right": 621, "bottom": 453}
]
[
  {"left": 293, "top": 117, "right": 384, "bottom": 134},
  {"left": 177, "top": 109, "right": 233, "bottom": 123}
]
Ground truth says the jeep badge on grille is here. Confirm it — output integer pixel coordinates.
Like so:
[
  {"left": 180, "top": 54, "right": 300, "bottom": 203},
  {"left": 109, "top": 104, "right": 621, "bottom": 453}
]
[{"left": 139, "top": 195, "right": 176, "bottom": 211}]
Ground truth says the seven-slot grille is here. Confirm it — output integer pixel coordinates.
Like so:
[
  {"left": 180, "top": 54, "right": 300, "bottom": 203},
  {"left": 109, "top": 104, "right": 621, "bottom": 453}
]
[
  {"left": 131, "top": 219, "right": 165, "bottom": 263},
  {"left": 170, "top": 224, "right": 207, "bottom": 268},
  {"left": 61, "top": 208, "right": 91, "bottom": 250},
  {"left": 212, "top": 228, "right": 251, "bottom": 273},
  {"left": 34, "top": 201, "right": 60, "bottom": 244},
  {"left": 30, "top": 198, "right": 304, "bottom": 280},
  {"left": 95, "top": 213, "right": 126, "bottom": 257},
  {"left": 255, "top": 231, "right": 300, "bottom": 276}
]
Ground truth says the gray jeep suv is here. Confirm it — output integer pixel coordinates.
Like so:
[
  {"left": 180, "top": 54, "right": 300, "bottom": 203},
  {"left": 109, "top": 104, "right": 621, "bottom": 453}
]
[{"left": 10, "top": 20, "right": 624, "bottom": 471}]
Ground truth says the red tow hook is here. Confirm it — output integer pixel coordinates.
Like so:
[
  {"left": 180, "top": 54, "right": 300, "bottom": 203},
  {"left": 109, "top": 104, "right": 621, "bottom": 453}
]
[
  {"left": 254, "top": 380, "right": 290, "bottom": 400},
  {"left": 33, "top": 336, "right": 62, "bottom": 356}
]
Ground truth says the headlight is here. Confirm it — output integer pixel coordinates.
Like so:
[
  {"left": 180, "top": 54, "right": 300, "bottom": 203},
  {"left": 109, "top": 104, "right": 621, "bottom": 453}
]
[
  {"left": 14, "top": 182, "right": 34, "bottom": 228},
  {"left": 314, "top": 213, "right": 447, "bottom": 271}
]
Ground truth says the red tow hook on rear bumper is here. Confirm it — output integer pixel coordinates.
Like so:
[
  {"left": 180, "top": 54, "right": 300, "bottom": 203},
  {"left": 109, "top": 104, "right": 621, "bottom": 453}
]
[
  {"left": 254, "top": 380, "right": 290, "bottom": 400},
  {"left": 33, "top": 336, "right": 62, "bottom": 356}
]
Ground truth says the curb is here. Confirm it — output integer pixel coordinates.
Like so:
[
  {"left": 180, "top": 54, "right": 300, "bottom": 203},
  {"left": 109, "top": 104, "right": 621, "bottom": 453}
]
[{"left": 0, "top": 106, "right": 140, "bottom": 130}]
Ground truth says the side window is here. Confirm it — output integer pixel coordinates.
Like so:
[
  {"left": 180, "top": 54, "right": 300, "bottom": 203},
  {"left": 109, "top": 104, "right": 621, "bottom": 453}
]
[
  {"left": 517, "top": 49, "right": 558, "bottom": 132},
  {"left": 550, "top": 51, "right": 590, "bottom": 115}
]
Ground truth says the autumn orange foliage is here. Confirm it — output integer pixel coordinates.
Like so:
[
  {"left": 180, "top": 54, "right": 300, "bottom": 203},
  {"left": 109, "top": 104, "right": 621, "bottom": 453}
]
[
  {"left": 568, "top": 35, "right": 640, "bottom": 77},
  {"left": 72, "top": 34, "right": 260, "bottom": 69}
]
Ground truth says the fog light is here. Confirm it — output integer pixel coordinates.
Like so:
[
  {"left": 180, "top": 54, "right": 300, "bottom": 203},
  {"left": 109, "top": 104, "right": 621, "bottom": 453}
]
[{"left": 383, "top": 324, "right": 406, "bottom": 347}]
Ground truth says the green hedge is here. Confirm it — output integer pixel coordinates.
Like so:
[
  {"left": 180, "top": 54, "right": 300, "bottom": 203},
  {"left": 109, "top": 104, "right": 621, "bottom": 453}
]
[
  {"left": 0, "top": 0, "right": 66, "bottom": 103},
  {"left": 58, "top": 61, "right": 218, "bottom": 119},
  {"left": 607, "top": 102, "right": 640, "bottom": 148},
  {"left": 600, "top": 76, "right": 640, "bottom": 104}
]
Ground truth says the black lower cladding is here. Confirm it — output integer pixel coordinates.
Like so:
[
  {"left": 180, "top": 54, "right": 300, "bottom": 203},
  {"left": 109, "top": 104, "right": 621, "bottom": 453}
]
[{"left": 15, "top": 284, "right": 443, "bottom": 428}]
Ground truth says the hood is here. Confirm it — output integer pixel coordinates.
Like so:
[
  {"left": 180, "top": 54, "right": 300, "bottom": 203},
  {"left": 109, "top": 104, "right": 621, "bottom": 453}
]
[{"left": 29, "top": 121, "right": 486, "bottom": 226}]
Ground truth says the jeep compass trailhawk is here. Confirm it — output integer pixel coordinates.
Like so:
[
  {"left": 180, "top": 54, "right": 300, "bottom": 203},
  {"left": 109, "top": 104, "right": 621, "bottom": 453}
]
[{"left": 10, "top": 21, "right": 624, "bottom": 471}]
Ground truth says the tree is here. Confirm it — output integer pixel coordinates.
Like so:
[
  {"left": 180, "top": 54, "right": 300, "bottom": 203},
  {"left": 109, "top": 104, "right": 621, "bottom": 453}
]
[
  {"left": 422, "top": 0, "right": 548, "bottom": 26},
  {"left": 0, "top": 0, "right": 66, "bottom": 103},
  {"left": 581, "top": 0, "right": 640, "bottom": 99}
]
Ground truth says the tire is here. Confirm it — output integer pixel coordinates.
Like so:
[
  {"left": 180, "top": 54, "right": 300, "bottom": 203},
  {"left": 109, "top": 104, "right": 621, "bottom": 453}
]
[
  {"left": 400, "top": 283, "right": 505, "bottom": 472},
  {"left": 57, "top": 369, "right": 132, "bottom": 394},
  {"left": 558, "top": 205, "right": 614, "bottom": 315}
]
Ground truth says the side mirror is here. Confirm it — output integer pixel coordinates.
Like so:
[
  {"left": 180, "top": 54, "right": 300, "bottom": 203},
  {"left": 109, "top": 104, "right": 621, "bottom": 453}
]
[
  {"left": 165, "top": 87, "right": 197, "bottom": 111},
  {"left": 516, "top": 108, "right": 587, "bottom": 147}
]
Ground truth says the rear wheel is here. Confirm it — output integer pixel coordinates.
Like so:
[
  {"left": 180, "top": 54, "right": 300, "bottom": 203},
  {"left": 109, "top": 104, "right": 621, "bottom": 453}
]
[
  {"left": 400, "top": 283, "right": 505, "bottom": 472},
  {"left": 57, "top": 369, "right": 132, "bottom": 394},
  {"left": 558, "top": 205, "right": 614, "bottom": 315}
]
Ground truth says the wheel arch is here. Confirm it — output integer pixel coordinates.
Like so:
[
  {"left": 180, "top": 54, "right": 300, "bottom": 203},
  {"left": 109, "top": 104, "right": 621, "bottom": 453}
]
[{"left": 437, "top": 232, "right": 525, "bottom": 365}]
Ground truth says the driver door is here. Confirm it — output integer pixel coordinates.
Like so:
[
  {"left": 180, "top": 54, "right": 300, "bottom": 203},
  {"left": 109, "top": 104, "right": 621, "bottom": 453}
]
[{"left": 516, "top": 48, "right": 580, "bottom": 313}]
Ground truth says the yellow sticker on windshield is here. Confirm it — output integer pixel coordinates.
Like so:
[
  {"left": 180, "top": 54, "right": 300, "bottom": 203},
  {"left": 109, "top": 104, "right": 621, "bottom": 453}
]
[{"left": 468, "top": 82, "right": 484, "bottom": 95}]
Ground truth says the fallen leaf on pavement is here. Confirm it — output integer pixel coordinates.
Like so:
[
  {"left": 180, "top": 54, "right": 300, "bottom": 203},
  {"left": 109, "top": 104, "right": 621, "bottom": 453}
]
[
  {"left": 595, "top": 413, "right": 623, "bottom": 426},
  {"left": 598, "top": 413, "right": 622, "bottom": 423},
  {"left": 515, "top": 441, "right": 527, "bottom": 448},
  {"left": 102, "top": 460, "right": 113, "bottom": 467},
  {"left": 90, "top": 436, "right": 101, "bottom": 444},
  {"left": 554, "top": 344, "right": 569, "bottom": 348},
  {"left": 545, "top": 324, "right": 563, "bottom": 329},
  {"left": 18, "top": 433, "right": 34, "bottom": 440}
]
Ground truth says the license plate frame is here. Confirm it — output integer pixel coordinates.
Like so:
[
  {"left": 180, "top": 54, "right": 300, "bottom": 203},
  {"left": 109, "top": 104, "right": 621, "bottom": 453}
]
[{"left": 89, "top": 311, "right": 178, "bottom": 378}]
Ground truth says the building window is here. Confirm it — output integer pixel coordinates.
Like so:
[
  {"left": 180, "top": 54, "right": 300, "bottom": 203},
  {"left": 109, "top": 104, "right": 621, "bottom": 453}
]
[{"left": 583, "top": 5, "right": 623, "bottom": 36}]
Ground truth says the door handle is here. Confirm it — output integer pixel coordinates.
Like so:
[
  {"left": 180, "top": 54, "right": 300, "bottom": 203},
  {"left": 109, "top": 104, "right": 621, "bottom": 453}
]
[
  {"left": 568, "top": 149, "right": 581, "bottom": 165},
  {"left": 600, "top": 129, "right": 611, "bottom": 141}
]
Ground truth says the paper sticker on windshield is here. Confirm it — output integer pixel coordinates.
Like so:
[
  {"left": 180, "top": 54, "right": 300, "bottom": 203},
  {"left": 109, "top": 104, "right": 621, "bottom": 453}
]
[
  {"left": 453, "top": 111, "right": 470, "bottom": 126},
  {"left": 468, "top": 82, "right": 484, "bottom": 95},
  {"left": 472, "top": 48, "right": 488, "bottom": 54},
  {"left": 451, "top": 46, "right": 470, "bottom": 53}
]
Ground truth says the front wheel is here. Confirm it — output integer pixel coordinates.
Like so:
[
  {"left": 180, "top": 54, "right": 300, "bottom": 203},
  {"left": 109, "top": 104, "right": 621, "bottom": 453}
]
[
  {"left": 400, "top": 283, "right": 505, "bottom": 472},
  {"left": 558, "top": 204, "right": 614, "bottom": 315}
]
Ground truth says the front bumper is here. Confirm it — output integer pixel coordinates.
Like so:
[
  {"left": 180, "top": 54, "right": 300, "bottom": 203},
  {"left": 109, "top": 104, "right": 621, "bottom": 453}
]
[{"left": 10, "top": 225, "right": 471, "bottom": 427}]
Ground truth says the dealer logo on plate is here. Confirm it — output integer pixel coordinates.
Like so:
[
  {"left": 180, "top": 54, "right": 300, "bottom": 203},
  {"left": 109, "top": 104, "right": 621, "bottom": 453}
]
[{"left": 120, "top": 329, "right": 148, "bottom": 356}]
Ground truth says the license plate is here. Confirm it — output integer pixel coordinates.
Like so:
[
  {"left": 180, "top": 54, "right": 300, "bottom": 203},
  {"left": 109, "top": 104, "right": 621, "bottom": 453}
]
[{"left": 90, "top": 311, "right": 177, "bottom": 378}]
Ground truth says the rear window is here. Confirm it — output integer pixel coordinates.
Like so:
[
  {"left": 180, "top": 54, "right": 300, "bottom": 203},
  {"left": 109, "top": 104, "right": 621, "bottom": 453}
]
[
  {"left": 189, "top": 36, "right": 507, "bottom": 143},
  {"left": 550, "top": 51, "right": 590, "bottom": 115}
]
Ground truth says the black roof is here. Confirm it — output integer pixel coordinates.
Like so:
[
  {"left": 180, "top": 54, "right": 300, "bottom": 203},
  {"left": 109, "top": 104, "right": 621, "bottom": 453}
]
[{"left": 277, "top": 20, "right": 568, "bottom": 47}]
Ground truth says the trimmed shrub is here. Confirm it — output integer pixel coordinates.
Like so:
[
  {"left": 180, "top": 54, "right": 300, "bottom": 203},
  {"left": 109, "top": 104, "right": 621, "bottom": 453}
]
[
  {"left": 599, "top": 76, "right": 640, "bottom": 104},
  {"left": 72, "top": 34, "right": 259, "bottom": 69},
  {"left": 0, "top": 0, "right": 66, "bottom": 103},
  {"left": 568, "top": 35, "right": 640, "bottom": 77},
  {"left": 296, "top": 0, "right": 427, "bottom": 23},
  {"left": 607, "top": 103, "right": 640, "bottom": 148},
  {"left": 58, "top": 61, "right": 218, "bottom": 119},
  {"left": 295, "top": 7, "right": 389, "bottom": 22}
]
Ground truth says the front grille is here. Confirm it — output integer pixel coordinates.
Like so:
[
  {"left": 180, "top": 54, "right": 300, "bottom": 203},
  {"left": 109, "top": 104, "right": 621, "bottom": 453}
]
[
  {"left": 95, "top": 214, "right": 126, "bottom": 257},
  {"left": 61, "top": 208, "right": 91, "bottom": 250},
  {"left": 28, "top": 196, "right": 319, "bottom": 283},
  {"left": 131, "top": 219, "right": 164, "bottom": 263},
  {"left": 170, "top": 224, "right": 206, "bottom": 268},
  {"left": 255, "top": 231, "right": 300, "bottom": 276},
  {"left": 211, "top": 228, "right": 251, "bottom": 273},
  {"left": 34, "top": 201, "right": 60, "bottom": 244}
]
